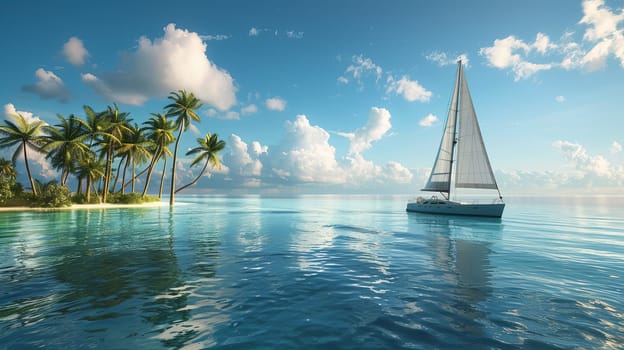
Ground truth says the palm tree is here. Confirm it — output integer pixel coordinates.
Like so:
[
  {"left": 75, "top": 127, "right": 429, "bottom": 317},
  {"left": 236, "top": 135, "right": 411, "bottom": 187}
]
[
  {"left": 0, "top": 113, "right": 46, "bottom": 195},
  {"left": 175, "top": 133, "right": 225, "bottom": 194},
  {"left": 75, "top": 153, "right": 105, "bottom": 203},
  {"left": 141, "top": 113, "right": 176, "bottom": 197},
  {"left": 165, "top": 90, "right": 203, "bottom": 205},
  {"left": 42, "top": 114, "right": 90, "bottom": 186},
  {"left": 81, "top": 105, "right": 113, "bottom": 195},
  {"left": 116, "top": 123, "right": 152, "bottom": 193},
  {"left": 100, "top": 104, "right": 131, "bottom": 202},
  {"left": 0, "top": 158, "right": 17, "bottom": 178},
  {"left": 82, "top": 105, "right": 110, "bottom": 147}
]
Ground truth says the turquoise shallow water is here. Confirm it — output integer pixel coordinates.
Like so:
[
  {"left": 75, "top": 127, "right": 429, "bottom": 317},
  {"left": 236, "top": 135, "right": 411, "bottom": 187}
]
[{"left": 1, "top": 195, "right": 623, "bottom": 349}]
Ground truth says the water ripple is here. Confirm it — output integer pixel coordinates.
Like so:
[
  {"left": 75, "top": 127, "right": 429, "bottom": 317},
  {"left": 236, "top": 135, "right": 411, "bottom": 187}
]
[{"left": 1, "top": 196, "right": 623, "bottom": 349}]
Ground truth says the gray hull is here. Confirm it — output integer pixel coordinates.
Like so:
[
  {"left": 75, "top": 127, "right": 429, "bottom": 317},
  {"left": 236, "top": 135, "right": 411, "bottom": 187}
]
[{"left": 406, "top": 201, "right": 505, "bottom": 218}]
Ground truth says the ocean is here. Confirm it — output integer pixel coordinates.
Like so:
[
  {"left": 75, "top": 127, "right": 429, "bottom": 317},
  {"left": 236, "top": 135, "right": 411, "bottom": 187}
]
[{"left": 1, "top": 195, "right": 623, "bottom": 349}]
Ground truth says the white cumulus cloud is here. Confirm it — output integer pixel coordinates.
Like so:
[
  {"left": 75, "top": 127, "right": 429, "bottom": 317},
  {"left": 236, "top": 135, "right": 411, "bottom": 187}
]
[
  {"left": 226, "top": 134, "right": 265, "bottom": 177},
  {"left": 343, "top": 154, "right": 413, "bottom": 185},
  {"left": 580, "top": 38, "right": 613, "bottom": 70},
  {"left": 386, "top": 75, "right": 432, "bottom": 102},
  {"left": 481, "top": 0, "right": 624, "bottom": 78},
  {"left": 480, "top": 36, "right": 530, "bottom": 69},
  {"left": 580, "top": 0, "right": 624, "bottom": 42},
  {"left": 271, "top": 115, "right": 344, "bottom": 183},
  {"left": 269, "top": 112, "right": 412, "bottom": 187},
  {"left": 480, "top": 34, "right": 554, "bottom": 80},
  {"left": 553, "top": 140, "right": 615, "bottom": 178},
  {"left": 611, "top": 141, "right": 622, "bottom": 154},
  {"left": 419, "top": 113, "right": 439, "bottom": 127},
  {"left": 513, "top": 61, "right": 553, "bottom": 80},
  {"left": 338, "top": 107, "right": 392, "bottom": 154},
  {"left": 4, "top": 103, "right": 44, "bottom": 124},
  {"left": 384, "top": 161, "right": 413, "bottom": 184},
  {"left": 265, "top": 97, "right": 286, "bottom": 111},
  {"left": 62, "top": 37, "right": 89, "bottom": 66},
  {"left": 82, "top": 23, "right": 237, "bottom": 110},
  {"left": 251, "top": 141, "right": 268, "bottom": 156},
  {"left": 533, "top": 32, "right": 558, "bottom": 53},
  {"left": 21, "top": 68, "right": 70, "bottom": 103}
]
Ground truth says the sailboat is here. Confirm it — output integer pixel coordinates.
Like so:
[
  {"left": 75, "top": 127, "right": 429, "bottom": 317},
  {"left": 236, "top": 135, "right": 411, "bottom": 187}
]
[{"left": 406, "top": 60, "right": 505, "bottom": 217}]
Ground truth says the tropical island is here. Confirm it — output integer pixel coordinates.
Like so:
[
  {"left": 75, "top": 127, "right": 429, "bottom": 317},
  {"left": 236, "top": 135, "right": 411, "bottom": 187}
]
[{"left": 0, "top": 90, "right": 224, "bottom": 209}]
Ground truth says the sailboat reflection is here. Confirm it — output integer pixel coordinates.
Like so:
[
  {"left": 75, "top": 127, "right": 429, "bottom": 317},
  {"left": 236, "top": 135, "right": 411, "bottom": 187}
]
[{"left": 407, "top": 213, "right": 502, "bottom": 334}]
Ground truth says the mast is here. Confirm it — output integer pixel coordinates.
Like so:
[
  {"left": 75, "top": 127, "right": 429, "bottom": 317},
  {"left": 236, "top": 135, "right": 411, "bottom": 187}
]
[{"left": 446, "top": 60, "right": 462, "bottom": 200}]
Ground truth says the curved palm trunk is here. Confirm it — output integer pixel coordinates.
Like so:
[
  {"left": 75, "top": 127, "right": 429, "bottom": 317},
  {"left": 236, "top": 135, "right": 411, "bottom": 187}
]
[
  {"left": 22, "top": 142, "right": 37, "bottom": 196},
  {"left": 122, "top": 166, "right": 148, "bottom": 190},
  {"left": 77, "top": 177, "right": 83, "bottom": 194},
  {"left": 60, "top": 168, "right": 68, "bottom": 186},
  {"left": 131, "top": 161, "right": 136, "bottom": 193},
  {"left": 86, "top": 176, "right": 92, "bottom": 203},
  {"left": 142, "top": 149, "right": 161, "bottom": 197},
  {"left": 63, "top": 169, "right": 71, "bottom": 186},
  {"left": 169, "top": 121, "right": 184, "bottom": 205},
  {"left": 102, "top": 144, "right": 114, "bottom": 202},
  {"left": 92, "top": 182, "right": 101, "bottom": 203},
  {"left": 175, "top": 159, "right": 209, "bottom": 194},
  {"left": 111, "top": 157, "right": 124, "bottom": 193},
  {"left": 159, "top": 156, "right": 168, "bottom": 199},
  {"left": 121, "top": 156, "right": 130, "bottom": 195}
]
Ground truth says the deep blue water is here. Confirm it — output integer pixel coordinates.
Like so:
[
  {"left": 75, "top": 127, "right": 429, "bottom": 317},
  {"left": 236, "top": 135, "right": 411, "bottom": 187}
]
[{"left": 1, "top": 195, "right": 623, "bottom": 349}]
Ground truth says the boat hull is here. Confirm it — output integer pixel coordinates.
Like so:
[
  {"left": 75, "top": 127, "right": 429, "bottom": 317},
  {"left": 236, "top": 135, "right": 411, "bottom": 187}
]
[{"left": 406, "top": 200, "right": 505, "bottom": 218}]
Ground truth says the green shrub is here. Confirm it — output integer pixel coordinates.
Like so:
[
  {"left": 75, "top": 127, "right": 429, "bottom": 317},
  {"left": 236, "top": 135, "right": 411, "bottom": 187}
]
[
  {"left": 105, "top": 192, "right": 160, "bottom": 204},
  {"left": 108, "top": 192, "right": 142, "bottom": 204},
  {"left": 71, "top": 192, "right": 88, "bottom": 204},
  {"left": 0, "top": 178, "right": 24, "bottom": 205},
  {"left": 35, "top": 182, "right": 72, "bottom": 208},
  {"left": 0, "top": 177, "right": 15, "bottom": 204},
  {"left": 11, "top": 181, "right": 23, "bottom": 195},
  {"left": 142, "top": 195, "right": 161, "bottom": 203}
]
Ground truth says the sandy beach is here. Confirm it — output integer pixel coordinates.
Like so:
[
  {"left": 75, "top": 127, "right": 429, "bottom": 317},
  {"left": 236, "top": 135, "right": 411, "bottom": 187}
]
[{"left": 0, "top": 201, "right": 168, "bottom": 212}]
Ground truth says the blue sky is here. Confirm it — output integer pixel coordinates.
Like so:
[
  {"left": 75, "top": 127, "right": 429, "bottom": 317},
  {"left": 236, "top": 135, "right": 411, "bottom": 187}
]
[{"left": 1, "top": 0, "right": 623, "bottom": 195}]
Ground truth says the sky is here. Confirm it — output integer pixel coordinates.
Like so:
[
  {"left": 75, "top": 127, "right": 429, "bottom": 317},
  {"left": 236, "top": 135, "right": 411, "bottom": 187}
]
[{"left": 1, "top": 0, "right": 623, "bottom": 195}]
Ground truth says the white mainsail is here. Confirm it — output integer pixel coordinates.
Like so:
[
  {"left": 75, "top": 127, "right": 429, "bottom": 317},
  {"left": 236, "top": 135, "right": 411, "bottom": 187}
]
[
  {"left": 422, "top": 61, "right": 500, "bottom": 196},
  {"left": 421, "top": 64, "right": 460, "bottom": 194}
]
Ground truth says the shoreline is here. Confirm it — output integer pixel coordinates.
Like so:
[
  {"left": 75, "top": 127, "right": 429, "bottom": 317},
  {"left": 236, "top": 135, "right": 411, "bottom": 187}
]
[{"left": 0, "top": 201, "right": 169, "bottom": 212}]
